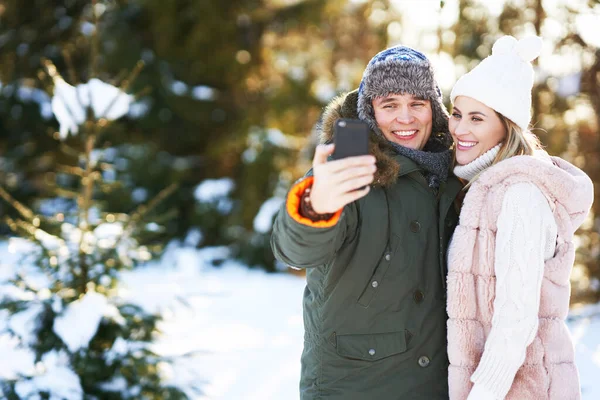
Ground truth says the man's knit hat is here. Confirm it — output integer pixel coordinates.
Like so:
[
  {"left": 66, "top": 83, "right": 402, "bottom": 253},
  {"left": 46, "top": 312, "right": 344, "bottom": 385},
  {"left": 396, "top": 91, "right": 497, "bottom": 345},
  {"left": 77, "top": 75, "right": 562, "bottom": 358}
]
[
  {"left": 450, "top": 35, "right": 543, "bottom": 131},
  {"left": 357, "top": 45, "right": 450, "bottom": 147}
]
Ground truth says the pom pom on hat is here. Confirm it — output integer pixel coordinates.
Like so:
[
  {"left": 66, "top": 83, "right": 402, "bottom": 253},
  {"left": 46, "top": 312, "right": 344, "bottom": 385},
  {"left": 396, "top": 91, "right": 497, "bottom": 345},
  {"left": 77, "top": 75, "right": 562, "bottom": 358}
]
[
  {"left": 515, "top": 36, "right": 543, "bottom": 62},
  {"left": 450, "top": 35, "right": 543, "bottom": 131},
  {"left": 491, "top": 35, "right": 517, "bottom": 55}
]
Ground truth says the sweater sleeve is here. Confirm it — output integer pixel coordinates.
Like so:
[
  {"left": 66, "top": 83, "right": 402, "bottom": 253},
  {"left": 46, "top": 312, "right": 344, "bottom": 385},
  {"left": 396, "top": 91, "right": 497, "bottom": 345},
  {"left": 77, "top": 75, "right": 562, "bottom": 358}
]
[{"left": 468, "top": 182, "right": 557, "bottom": 399}]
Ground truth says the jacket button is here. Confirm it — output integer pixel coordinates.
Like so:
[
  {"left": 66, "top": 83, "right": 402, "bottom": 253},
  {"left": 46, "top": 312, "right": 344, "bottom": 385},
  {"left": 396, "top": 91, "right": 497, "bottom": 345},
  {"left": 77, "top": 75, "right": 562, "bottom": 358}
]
[
  {"left": 371, "top": 281, "right": 379, "bottom": 288},
  {"left": 384, "top": 253, "right": 391, "bottom": 261},
  {"left": 413, "top": 290, "right": 424, "bottom": 304},
  {"left": 410, "top": 220, "right": 421, "bottom": 233},
  {"left": 369, "top": 348, "right": 376, "bottom": 356},
  {"left": 418, "top": 356, "right": 430, "bottom": 368}
]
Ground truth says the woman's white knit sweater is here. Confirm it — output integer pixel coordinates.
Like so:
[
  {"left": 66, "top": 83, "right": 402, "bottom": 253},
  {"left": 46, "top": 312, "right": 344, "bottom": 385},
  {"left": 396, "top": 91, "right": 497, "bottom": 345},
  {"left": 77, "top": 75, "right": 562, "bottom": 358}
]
[{"left": 454, "top": 147, "right": 558, "bottom": 400}]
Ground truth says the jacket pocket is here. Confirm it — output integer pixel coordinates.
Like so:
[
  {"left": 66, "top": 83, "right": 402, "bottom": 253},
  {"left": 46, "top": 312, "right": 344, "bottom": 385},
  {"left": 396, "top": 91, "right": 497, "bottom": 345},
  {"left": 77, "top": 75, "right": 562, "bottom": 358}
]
[
  {"left": 336, "top": 330, "right": 408, "bottom": 362},
  {"left": 357, "top": 233, "right": 401, "bottom": 307}
]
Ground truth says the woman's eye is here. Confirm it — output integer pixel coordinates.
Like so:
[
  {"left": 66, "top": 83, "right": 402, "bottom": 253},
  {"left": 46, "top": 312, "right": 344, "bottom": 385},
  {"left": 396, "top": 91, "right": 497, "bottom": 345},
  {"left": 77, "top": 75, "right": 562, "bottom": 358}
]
[
  {"left": 472, "top": 117, "right": 482, "bottom": 122},
  {"left": 451, "top": 113, "right": 461, "bottom": 119}
]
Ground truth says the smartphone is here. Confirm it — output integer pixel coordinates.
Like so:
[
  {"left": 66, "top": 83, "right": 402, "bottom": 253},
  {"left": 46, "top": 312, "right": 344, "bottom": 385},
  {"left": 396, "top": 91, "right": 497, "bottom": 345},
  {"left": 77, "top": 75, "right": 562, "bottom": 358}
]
[{"left": 332, "top": 118, "right": 370, "bottom": 160}]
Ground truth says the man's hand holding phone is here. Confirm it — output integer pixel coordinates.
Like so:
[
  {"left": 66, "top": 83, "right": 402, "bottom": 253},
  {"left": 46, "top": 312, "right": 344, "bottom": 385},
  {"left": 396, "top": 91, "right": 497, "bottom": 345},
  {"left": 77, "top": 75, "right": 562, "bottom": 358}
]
[{"left": 309, "top": 119, "right": 376, "bottom": 214}]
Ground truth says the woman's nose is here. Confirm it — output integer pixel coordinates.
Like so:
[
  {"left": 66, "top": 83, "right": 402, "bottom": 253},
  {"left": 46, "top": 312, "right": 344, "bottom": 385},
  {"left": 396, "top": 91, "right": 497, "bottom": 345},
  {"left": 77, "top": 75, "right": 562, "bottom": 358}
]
[{"left": 453, "top": 120, "right": 470, "bottom": 136}]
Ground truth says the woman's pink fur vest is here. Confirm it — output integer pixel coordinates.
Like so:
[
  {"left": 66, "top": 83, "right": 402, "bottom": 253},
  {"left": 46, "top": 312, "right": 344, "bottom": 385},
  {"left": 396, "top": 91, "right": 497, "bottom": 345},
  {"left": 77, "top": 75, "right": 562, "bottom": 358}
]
[{"left": 447, "top": 154, "right": 594, "bottom": 399}]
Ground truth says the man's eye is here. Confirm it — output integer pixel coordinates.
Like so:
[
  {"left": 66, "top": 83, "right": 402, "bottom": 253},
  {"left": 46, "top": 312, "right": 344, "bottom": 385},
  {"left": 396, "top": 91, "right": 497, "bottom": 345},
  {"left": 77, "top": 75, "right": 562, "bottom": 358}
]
[{"left": 412, "top": 103, "right": 424, "bottom": 107}]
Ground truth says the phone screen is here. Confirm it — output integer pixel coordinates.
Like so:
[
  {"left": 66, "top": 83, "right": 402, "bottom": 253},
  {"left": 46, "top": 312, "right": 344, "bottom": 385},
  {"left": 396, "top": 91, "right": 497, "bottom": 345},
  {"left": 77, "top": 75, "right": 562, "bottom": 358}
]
[{"left": 332, "top": 119, "right": 369, "bottom": 160}]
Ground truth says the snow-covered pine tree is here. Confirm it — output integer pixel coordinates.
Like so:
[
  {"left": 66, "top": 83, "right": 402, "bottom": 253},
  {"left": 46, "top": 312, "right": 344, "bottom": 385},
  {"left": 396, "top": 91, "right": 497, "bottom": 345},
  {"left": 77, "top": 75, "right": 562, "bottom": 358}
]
[{"left": 0, "top": 2, "right": 187, "bottom": 399}]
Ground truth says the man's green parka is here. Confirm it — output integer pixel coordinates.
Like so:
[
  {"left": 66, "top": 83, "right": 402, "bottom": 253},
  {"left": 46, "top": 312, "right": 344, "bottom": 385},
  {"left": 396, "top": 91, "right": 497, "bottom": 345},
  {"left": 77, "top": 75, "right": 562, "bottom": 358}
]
[{"left": 271, "top": 91, "right": 463, "bottom": 400}]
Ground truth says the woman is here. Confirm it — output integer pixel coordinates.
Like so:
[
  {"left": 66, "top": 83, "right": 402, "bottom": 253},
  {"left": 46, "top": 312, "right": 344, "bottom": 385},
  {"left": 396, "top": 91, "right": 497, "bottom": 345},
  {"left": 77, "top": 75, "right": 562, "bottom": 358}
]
[{"left": 446, "top": 36, "right": 594, "bottom": 400}]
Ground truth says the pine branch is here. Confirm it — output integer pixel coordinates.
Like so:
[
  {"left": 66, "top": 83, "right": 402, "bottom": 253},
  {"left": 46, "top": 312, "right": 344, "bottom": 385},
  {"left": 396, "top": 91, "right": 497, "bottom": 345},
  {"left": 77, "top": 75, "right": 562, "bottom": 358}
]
[
  {"left": 11, "top": 272, "right": 48, "bottom": 297},
  {"left": 1, "top": 219, "right": 59, "bottom": 281},
  {"left": 76, "top": 131, "right": 97, "bottom": 294},
  {"left": 0, "top": 186, "right": 35, "bottom": 221},
  {"left": 120, "top": 60, "right": 145, "bottom": 93},
  {"left": 37, "top": 70, "right": 55, "bottom": 99},
  {"left": 97, "top": 181, "right": 124, "bottom": 194},
  {"left": 41, "top": 57, "right": 62, "bottom": 83},
  {"left": 36, "top": 212, "right": 68, "bottom": 226},
  {"left": 3, "top": 216, "right": 19, "bottom": 233},
  {"left": 98, "top": 162, "right": 115, "bottom": 171},
  {"left": 56, "top": 140, "right": 81, "bottom": 159},
  {"left": 4, "top": 217, "right": 66, "bottom": 275},
  {"left": 91, "top": 0, "right": 101, "bottom": 79},
  {"left": 98, "top": 60, "right": 144, "bottom": 120},
  {"left": 52, "top": 187, "right": 81, "bottom": 199},
  {"left": 113, "top": 183, "right": 178, "bottom": 249},
  {"left": 11, "top": 218, "right": 36, "bottom": 236},
  {"left": 42, "top": 58, "right": 86, "bottom": 139},
  {"left": 62, "top": 46, "right": 80, "bottom": 85},
  {"left": 56, "top": 165, "right": 86, "bottom": 177},
  {"left": 114, "top": 67, "right": 131, "bottom": 87},
  {"left": 133, "top": 86, "right": 152, "bottom": 100},
  {"left": 79, "top": 134, "right": 97, "bottom": 219},
  {"left": 130, "top": 183, "right": 178, "bottom": 225},
  {"left": 143, "top": 208, "right": 178, "bottom": 225}
]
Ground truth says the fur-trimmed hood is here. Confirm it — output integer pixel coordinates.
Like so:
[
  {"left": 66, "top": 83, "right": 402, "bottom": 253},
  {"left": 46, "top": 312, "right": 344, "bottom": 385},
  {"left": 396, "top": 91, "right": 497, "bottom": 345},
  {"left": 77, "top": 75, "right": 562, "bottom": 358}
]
[{"left": 318, "top": 90, "right": 452, "bottom": 187}]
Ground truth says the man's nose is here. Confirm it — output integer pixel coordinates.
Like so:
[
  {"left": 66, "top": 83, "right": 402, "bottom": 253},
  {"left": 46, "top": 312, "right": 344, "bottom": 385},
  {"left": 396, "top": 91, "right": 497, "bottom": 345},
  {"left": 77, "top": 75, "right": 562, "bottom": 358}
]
[{"left": 394, "top": 107, "right": 415, "bottom": 124}]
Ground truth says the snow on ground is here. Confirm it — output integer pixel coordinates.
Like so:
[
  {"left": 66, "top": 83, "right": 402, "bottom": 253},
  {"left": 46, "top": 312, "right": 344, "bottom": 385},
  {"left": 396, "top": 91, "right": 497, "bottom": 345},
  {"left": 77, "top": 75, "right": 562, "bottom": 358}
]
[
  {"left": 1, "top": 240, "right": 600, "bottom": 399},
  {"left": 115, "top": 244, "right": 306, "bottom": 400},
  {"left": 569, "top": 302, "right": 600, "bottom": 400}
]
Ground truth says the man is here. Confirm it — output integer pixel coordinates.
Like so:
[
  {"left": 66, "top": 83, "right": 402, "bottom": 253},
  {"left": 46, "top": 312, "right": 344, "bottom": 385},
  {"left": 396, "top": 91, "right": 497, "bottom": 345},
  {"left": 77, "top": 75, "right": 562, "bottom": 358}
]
[{"left": 271, "top": 46, "right": 463, "bottom": 399}]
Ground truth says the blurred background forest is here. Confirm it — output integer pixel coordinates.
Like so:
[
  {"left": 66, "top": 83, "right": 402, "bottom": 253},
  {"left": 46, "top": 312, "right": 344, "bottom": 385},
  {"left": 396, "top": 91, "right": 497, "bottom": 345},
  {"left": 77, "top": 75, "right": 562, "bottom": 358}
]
[{"left": 0, "top": 0, "right": 598, "bottom": 304}]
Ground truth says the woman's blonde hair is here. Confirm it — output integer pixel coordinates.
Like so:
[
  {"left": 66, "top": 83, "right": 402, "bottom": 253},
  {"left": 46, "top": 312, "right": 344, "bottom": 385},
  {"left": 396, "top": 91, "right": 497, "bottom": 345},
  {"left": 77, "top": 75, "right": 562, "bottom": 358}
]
[{"left": 462, "top": 112, "right": 543, "bottom": 188}]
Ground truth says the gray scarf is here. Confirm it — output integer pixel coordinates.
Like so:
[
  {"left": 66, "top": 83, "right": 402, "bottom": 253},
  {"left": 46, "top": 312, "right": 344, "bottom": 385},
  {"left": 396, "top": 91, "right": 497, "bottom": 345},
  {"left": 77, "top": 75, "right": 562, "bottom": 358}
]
[{"left": 389, "top": 139, "right": 452, "bottom": 192}]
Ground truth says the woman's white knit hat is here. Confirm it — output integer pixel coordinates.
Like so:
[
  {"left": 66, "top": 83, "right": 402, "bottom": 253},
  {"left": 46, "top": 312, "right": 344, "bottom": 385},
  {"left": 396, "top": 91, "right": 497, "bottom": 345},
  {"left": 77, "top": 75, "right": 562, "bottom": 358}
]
[{"left": 450, "top": 35, "right": 543, "bottom": 131}]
